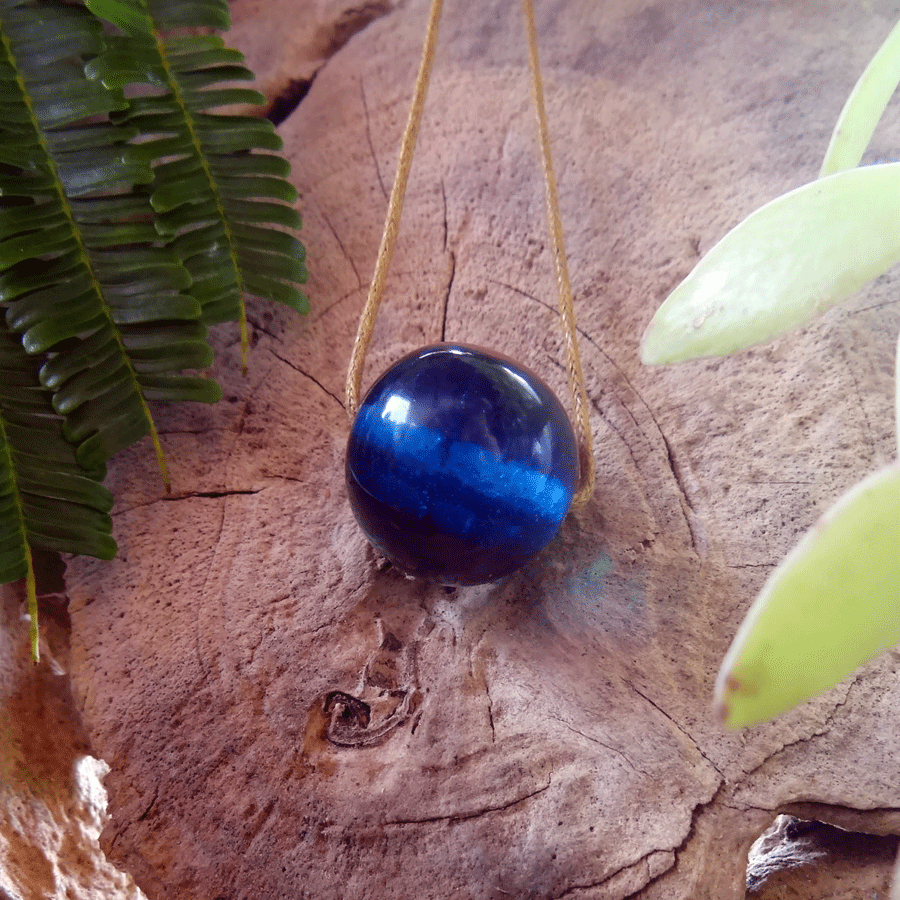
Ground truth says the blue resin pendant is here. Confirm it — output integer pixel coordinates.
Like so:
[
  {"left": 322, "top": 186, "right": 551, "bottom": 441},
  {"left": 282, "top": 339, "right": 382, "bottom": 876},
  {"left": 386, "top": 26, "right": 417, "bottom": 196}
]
[{"left": 346, "top": 344, "right": 579, "bottom": 585}]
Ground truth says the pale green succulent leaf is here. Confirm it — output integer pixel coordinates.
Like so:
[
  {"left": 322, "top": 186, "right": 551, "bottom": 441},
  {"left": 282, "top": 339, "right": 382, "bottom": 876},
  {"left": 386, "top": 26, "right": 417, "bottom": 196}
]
[
  {"left": 820, "top": 19, "right": 900, "bottom": 177},
  {"left": 715, "top": 463, "right": 900, "bottom": 728},
  {"left": 896, "top": 331, "right": 900, "bottom": 454},
  {"left": 641, "top": 164, "right": 900, "bottom": 365}
]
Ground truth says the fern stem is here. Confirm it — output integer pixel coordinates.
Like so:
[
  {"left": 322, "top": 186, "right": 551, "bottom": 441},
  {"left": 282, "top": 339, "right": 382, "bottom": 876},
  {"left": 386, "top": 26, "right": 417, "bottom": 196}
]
[
  {"left": 146, "top": 14, "right": 250, "bottom": 375},
  {"left": 25, "top": 549, "right": 38, "bottom": 663},
  {"left": 150, "top": 426, "right": 171, "bottom": 493},
  {"left": 1, "top": 17, "right": 170, "bottom": 488},
  {"left": 0, "top": 406, "right": 40, "bottom": 661},
  {"left": 240, "top": 316, "right": 249, "bottom": 378}
]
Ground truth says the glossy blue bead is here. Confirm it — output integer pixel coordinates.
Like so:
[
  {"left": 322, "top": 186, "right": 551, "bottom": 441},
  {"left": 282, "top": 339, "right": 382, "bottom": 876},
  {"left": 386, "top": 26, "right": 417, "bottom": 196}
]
[{"left": 346, "top": 344, "right": 579, "bottom": 585}]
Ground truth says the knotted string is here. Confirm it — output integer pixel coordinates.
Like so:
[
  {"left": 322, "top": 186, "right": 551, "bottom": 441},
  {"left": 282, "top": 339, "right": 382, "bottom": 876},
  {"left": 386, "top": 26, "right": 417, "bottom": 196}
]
[{"left": 345, "top": 0, "right": 596, "bottom": 508}]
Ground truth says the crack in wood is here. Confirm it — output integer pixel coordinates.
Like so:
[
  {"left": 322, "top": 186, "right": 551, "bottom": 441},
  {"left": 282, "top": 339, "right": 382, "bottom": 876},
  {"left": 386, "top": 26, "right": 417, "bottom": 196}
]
[
  {"left": 627, "top": 683, "right": 724, "bottom": 780},
  {"left": 570, "top": 778, "right": 747, "bottom": 900},
  {"left": 266, "top": 75, "right": 315, "bottom": 126},
  {"left": 316, "top": 201, "right": 363, "bottom": 288},
  {"left": 266, "top": 347, "right": 345, "bottom": 409},
  {"left": 308, "top": 285, "right": 367, "bottom": 324},
  {"left": 738, "top": 674, "right": 861, "bottom": 782},
  {"left": 781, "top": 799, "right": 900, "bottom": 824},
  {"left": 850, "top": 296, "right": 900, "bottom": 315},
  {"left": 618, "top": 781, "right": 731, "bottom": 900},
  {"left": 360, "top": 80, "right": 388, "bottom": 200},
  {"left": 109, "top": 476, "right": 331, "bottom": 516},
  {"left": 138, "top": 787, "right": 159, "bottom": 822},
  {"left": 384, "top": 778, "right": 552, "bottom": 826},
  {"left": 264, "top": 2, "right": 395, "bottom": 125},
  {"left": 587, "top": 393, "right": 644, "bottom": 476},
  {"left": 546, "top": 713, "right": 649, "bottom": 776},
  {"left": 319, "top": 1, "right": 393, "bottom": 58},
  {"left": 658, "top": 430, "right": 700, "bottom": 555},
  {"left": 193, "top": 492, "right": 230, "bottom": 679},
  {"left": 441, "top": 249, "right": 456, "bottom": 342},
  {"left": 485, "top": 680, "right": 496, "bottom": 744},
  {"left": 550, "top": 848, "right": 673, "bottom": 900},
  {"left": 172, "top": 489, "right": 261, "bottom": 500},
  {"left": 440, "top": 178, "right": 448, "bottom": 252}
]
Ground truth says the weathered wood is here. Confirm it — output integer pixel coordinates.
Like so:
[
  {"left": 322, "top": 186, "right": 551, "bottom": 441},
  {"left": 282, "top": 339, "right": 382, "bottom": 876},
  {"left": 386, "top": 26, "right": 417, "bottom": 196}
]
[
  {"left": 13, "top": 1, "right": 900, "bottom": 898},
  {"left": 748, "top": 816, "right": 899, "bottom": 899},
  {"left": 0, "top": 581, "right": 145, "bottom": 899}
]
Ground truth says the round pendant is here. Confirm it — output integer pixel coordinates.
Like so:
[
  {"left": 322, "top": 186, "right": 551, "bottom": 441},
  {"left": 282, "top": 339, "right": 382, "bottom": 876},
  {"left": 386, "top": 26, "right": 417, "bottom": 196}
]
[{"left": 345, "top": 344, "right": 579, "bottom": 585}]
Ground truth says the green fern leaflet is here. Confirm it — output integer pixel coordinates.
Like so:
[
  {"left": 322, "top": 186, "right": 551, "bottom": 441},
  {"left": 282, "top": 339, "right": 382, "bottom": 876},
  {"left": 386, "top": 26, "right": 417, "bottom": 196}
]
[
  {"left": 86, "top": 0, "right": 309, "bottom": 373},
  {"left": 0, "top": 322, "right": 115, "bottom": 661},
  {"left": 0, "top": 0, "right": 220, "bottom": 478},
  {"left": 0, "top": 0, "right": 309, "bottom": 660}
]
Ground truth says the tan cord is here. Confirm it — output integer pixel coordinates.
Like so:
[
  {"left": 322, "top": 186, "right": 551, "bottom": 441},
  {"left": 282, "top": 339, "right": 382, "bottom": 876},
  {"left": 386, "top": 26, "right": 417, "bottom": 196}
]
[
  {"left": 346, "top": 0, "right": 596, "bottom": 506},
  {"left": 521, "top": 0, "right": 595, "bottom": 506},
  {"left": 345, "top": 0, "right": 445, "bottom": 414}
]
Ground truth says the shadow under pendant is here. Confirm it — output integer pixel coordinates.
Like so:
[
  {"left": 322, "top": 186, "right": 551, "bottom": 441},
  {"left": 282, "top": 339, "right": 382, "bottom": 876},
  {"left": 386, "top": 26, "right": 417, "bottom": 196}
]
[{"left": 346, "top": 344, "right": 580, "bottom": 585}]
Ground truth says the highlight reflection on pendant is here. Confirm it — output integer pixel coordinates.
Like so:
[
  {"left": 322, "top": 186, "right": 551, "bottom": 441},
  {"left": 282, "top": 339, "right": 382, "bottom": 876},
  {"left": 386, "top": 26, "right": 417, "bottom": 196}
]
[{"left": 346, "top": 344, "right": 579, "bottom": 585}]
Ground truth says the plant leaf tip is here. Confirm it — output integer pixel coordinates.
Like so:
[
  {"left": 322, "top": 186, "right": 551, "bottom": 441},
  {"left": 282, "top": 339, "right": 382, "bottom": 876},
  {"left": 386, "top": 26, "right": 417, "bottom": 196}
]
[
  {"left": 713, "top": 684, "right": 733, "bottom": 727},
  {"left": 639, "top": 321, "right": 677, "bottom": 366},
  {"left": 713, "top": 670, "right": 757, "bottom": 728},
  {"left": 639, "top": 319, "right": 661, "bottom": 365},
  {"left": 713, "top": 697, "right": 730, "bottom": 727},
  {"left": 639, "top": 337, "right": 661, "bottom": 366}
]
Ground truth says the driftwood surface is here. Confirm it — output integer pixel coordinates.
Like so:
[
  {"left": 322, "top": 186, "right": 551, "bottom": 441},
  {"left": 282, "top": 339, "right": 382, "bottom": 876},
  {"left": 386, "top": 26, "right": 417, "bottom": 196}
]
[{"left": 5, "top": 1, "right": 900, "bottom": 898}]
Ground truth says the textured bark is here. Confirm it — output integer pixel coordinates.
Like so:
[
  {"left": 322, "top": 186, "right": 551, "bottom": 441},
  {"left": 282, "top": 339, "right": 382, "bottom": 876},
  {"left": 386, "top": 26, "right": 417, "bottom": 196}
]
[
  {"left": 5, "top": 1, "right": 900, "bottom": 898},
  {"left": 0, "top": 582, "right": 145, "bottom": 900},
  {"left": 747, "top": 816, "right": 899, "bottom": 899}
]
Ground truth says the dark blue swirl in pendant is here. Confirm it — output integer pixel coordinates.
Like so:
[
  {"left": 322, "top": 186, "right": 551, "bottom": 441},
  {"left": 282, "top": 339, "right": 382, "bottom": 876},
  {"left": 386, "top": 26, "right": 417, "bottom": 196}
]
[{"left": 346, "top": 344, "right": 579, "bottom": 585}]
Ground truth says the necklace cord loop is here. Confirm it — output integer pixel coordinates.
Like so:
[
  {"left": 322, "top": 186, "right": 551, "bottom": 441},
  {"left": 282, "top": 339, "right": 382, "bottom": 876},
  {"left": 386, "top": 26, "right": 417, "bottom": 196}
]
[
  {"left": 344, "top": 0, "right": 445, "bottom": 415},
  {"left": 345, "top": 0, "right": 596, "bottom": 507},
  {"left": 520, "top": 0, "right": 595, "bottom": 507}
]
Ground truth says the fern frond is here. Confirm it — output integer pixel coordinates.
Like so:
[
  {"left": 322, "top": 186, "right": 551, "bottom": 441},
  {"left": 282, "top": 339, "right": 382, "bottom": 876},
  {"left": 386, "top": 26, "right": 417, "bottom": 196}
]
[
  {"left": 0, "top": 0, "right": 310, "bottom": 653},
  {"left": 0, "top": 0, "right": 220, "bottom": 475},
  {"left": 0, "top": 321, "right": 115, "bottom": 660},
  {"left": 86, "top": 0, "right": 308, "bottom": 373}
]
